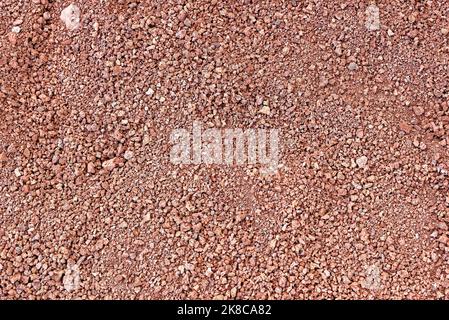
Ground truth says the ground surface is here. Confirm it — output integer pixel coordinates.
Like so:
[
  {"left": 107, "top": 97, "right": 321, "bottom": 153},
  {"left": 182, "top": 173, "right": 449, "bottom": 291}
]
[{"left": 1, "top": 0, "right": 449, "bottom": 299}]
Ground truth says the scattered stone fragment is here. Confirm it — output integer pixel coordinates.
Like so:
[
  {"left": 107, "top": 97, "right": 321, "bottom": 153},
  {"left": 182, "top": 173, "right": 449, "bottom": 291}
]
[
  {"left": 63, "top": 264, "right": 80, "bottom": 292},
  {"left": 348, "top": 62, "right": 358, "bottom": 71},
  {"left": 365, "top": 4, "right": 380, "bottom": 31},
  {"left": 102, "top": 158, "right": 117, "bottom": 171},
  {"left": 14, "top": 168, "right": 22, "bottom": 177},
  {"left": 124, "top": 150, "right": 134, "bottom": 160},
  {"left": 142, "top": 213, "right": 151, "bottom": 223},
  {"left": 362, "top": 265, "right": 381, "bottom": 290},
  {"left": 399, "top": 121, "right": 412, "bottom": 133},
  {"left": 87, "top": 162, "right": 95, "bottom": 174},
  {"left": 23, "top": 148, "right": 30, "bottom": 158},
  {"left": 259, "top": 105, "right": 270, "bottom": 115},
  {"left": 60, "top": 4, "right": 81, "bottom": 31},
  {"left": 413, "top": 106, "right": 424, "bottom": 116},
  {"left": 8, "top": 33, "right": 17, "bottom": 45},
  {"left": 356, "top": 156, "right": 368, "bottom": 168},
  {"left": 145, "top": 87, "right": 154, "bottom": 96},
  {"left": 13, "top": 18, "right": 23, "bottom": 26}
]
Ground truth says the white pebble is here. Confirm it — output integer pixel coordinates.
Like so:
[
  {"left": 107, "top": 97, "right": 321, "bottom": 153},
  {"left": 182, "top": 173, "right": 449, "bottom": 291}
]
[
  {"left": 14, "top": 168, "right": 22, "bottom": 177},
  {"left": 365, "top": 5, "right": 380, "bottom": 31},
  {"left": 124, "top": 150, "right": 134, "bottom": 160},
  {"left": 145, "top": 87, "right": 154, "bottom": 96},
  {"left": 60, "top": 4, "right": 81, "bottom": 31},
  {"left": 356, "top": 156, "right": 368, "bottom": 168},
  {"left": 348, "top": 62, "right": 358, "bottom": 71}
]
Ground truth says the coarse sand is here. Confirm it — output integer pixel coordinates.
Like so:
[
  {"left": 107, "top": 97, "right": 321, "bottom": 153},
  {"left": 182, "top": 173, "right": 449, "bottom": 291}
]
[{"left": 1, "top": 1, "right": 449, "bottom": 299}]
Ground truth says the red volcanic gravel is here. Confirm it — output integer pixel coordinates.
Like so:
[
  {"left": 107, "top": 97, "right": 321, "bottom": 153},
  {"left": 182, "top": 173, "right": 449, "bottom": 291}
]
[{"left": 1, "top": 0, "right": 449, "bottom": 300}]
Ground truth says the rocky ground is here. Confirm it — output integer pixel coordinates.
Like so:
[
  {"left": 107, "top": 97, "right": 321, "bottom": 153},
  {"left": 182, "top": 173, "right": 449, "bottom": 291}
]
[{"left": 1, "top": 0, "right": 449, "bottom": 299}]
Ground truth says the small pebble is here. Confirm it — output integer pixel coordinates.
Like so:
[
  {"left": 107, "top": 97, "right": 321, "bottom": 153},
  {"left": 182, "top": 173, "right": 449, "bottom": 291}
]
[
  {"left": 124, "top": 150, "right": 134, "bottom": 160},
  {"left": 356, "top": 156, "right": 368, "bottom": 168},
  {"left": 60, "top": 4, "right": 81, "bottom": 31},
  {"left": 413, "top": 106, "right": 424, "bottom": 116},
  {"left": 145, "top": 87, "right": 154, "bottom": 96},
  {"left": 348, "top": 62, "right": 358, "bottom": 71},
  {"left": 365, "top": 4, "right": 380, "bottom": 31},
  {"left": 259, "top": 105, "right": 270, "bottom": 115},
  {"left": 14, "top": 168, "right": 22, "bottom": 177}
]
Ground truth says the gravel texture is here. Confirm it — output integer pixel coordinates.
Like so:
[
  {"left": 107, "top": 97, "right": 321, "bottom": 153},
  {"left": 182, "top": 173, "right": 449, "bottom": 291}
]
[{"left": 1, "top": 0, "right": 449, "bottom": 300}]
